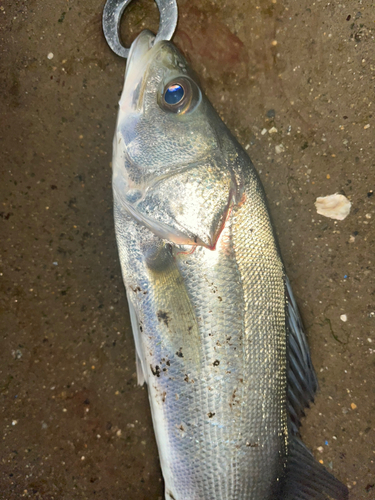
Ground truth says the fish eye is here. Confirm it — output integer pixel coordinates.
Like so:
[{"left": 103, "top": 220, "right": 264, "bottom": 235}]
[
  {"left": 164, "top": 84, "right": 185, "bottom": 105},
  {"left": 160, "top": 77, "right": 201, "bottom": 114}
]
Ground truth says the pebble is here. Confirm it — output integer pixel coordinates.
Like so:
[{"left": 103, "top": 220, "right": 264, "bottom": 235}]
[
  {"left": 275, "top": 144, "right": 285, "bottom": 154},
  {"left": 315, "top": 193, "right": 351, "bottom": 220},
  {"left": 317, "top": 446, "right": 324, "bottom": 453},
  {"left": 269, "top": 127, "right": 278, "bottom": 134},
  {"left": 47, "top": 52, "right": 54, "bottom": 60},
  {"left": 340, "top": 314, "right": 348, "bottom": 322},
  {"left": 351, "top": 403, "right": 357, "bottom": 410}
]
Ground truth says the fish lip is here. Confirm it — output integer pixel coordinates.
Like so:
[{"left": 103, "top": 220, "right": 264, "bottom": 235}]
[
  {"left": 120, "top": 30, "right": 162, "bottom": 114},
  {"left": 125, "top": 30, "right": 156, "bottom": 82}
]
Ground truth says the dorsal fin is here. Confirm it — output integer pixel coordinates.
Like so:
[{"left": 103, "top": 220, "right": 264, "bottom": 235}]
[
  {"left": 285, "top": 275, "right": 318, "bottom": 434},
  {"left": 282, "top": 278, "right": 348, "bottom": 499}
]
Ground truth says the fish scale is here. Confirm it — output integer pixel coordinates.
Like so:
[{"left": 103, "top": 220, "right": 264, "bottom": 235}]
[
  {"left": 232, "top": 175, "right": 287, "bottom": 499},
  {"left": 172, "top": 235, "right": 246, "bottom": 498}
]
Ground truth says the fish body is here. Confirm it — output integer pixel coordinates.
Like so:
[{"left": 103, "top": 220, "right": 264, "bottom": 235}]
[{"left": 112, "top": 30, "right": 348, "bottom": 500}]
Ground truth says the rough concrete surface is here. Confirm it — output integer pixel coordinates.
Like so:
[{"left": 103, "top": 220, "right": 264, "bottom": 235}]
[{"left": 1, "top": 0, "right": 374, "bottom": 498}]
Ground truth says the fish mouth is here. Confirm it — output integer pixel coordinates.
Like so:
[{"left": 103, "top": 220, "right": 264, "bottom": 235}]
[
  {"left": 125, "top": 30, "right": 155, "bottom": 83},
  {"left": 120, "top": 30, "right": 165, "bottom": 114}
]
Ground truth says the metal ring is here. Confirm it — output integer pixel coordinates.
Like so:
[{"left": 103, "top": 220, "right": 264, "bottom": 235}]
[{"left": 102, "top": 0, "right": 178, "bottom": 59}]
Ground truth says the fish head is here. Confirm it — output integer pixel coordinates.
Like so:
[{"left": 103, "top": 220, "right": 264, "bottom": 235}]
[
  {"left": 113, "top": 30, "right": 241, "bottom": 249},
  {"left": 117, "top": 30, "right": 217, "bottom": 170}
]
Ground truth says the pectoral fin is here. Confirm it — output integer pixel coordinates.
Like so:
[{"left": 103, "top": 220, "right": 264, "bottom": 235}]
[{"left": 127, "top": 296, "right": 147, "bottom": 386}]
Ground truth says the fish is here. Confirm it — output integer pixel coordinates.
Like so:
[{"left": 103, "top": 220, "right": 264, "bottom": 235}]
[{"left": 111, "top": 29, "right": 349, "bottom": 500}]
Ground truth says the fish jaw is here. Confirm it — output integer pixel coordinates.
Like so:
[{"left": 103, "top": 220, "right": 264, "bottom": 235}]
[{"left": 119, "top": 30, "right": 155, "bottom": 117}]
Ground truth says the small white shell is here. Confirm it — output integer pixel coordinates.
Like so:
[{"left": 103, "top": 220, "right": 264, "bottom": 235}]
[{"left": 315, "top": 193, "right": 351, "bottom": 220}]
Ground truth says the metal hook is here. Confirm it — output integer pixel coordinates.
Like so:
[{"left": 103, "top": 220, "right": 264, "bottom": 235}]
[{"left": 103, "top": 0, "right": 178, "bottom": 59}]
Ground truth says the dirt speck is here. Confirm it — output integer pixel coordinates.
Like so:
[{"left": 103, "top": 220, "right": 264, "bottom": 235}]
[
  {"left": 157, "top": 310, "right": 171, "bottom": 327},
  {"left": 150, "top": 365, "right": 161, "bottom": 377}
]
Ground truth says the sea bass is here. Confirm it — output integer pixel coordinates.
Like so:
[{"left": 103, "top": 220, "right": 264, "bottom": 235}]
[{"left": 112, "top": 30, "right": 348, "bottom": 500}]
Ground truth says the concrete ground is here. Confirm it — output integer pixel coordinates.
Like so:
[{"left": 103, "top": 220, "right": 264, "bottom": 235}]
[{"left": 0, "top": 0, "right": 374, "bottom": 498}]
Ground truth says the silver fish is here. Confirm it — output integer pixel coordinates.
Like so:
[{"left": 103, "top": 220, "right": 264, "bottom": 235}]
[{"left": 112, "top": 30, "right": 348, "bottom": 500}]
